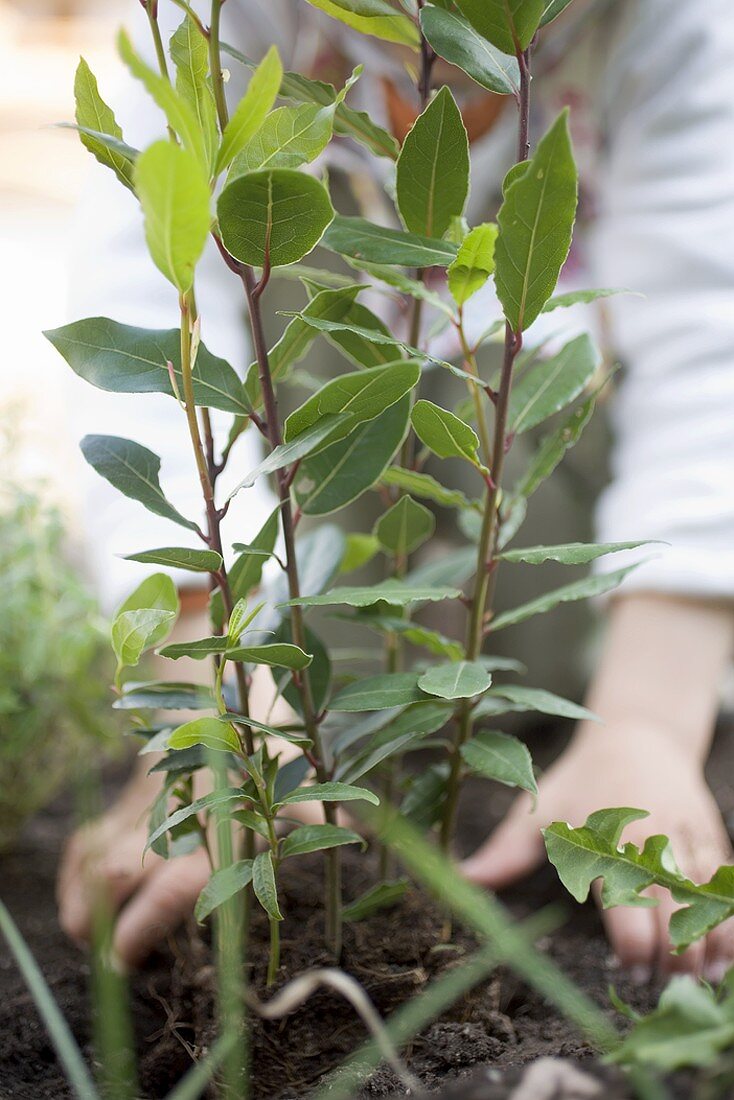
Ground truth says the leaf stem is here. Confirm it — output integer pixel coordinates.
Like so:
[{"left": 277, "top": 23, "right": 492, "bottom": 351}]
[{"left": 209, "top": 0, "right": 230, "bottom": 133}]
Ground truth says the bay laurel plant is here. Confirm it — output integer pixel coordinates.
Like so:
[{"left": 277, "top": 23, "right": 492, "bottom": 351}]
[{"left": 46, "top": 0, "right": 734, "bottom": 1008}]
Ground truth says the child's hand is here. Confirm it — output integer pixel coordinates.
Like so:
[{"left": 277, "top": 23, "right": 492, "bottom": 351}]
[{"left": 462, "top": 723, "right": 734, "bottom": 981}]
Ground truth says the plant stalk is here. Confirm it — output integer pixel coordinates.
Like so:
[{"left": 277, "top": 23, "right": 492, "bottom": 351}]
[{"left": 209, "top": 0, "right": 230, "bottom": 132}]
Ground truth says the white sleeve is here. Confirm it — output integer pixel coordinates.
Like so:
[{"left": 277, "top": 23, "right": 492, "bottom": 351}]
[
  {"left": 589, "top": 0, "right": 734, "bottom": 601},
  {"left": 65, "top": 2, "right": 277, "bottom": 612}
]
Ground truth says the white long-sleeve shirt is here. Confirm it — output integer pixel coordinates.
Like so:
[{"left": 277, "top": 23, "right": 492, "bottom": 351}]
[{"left": 67, "top": 0, "right": 734, "bottom": 610}]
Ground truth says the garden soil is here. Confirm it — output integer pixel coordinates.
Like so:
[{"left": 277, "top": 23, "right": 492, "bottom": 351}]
[{"left": 2, "top": 724, "right": 733, "bottom": 1100}]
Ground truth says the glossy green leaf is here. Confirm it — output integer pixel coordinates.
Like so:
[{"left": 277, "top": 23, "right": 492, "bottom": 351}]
[
  {"left": 230, "top": 414, "right": 350, "bottom": 495},
  {"left": 118, "top": 571, "right": 179, "bottom": 617},
  {"left": 169, "top": 717, "right": 242, "bottom": 754},
  {"left": 461, "top": 730, "right": 537, "bottom": 797},
  {"left": 229, "top": 103, "right": 334, "bottom": 175},
  {"left": 195, "top": 860, "right": 254, "bottom": 922},
  {"left": 322, "top": 215, "right": 458, "bottom": 268},
  {"left": 401, "top": 762, "right": 450, "bottom": 828},
  {"left": 277, "top": 781, "right": 379, "bottom": 807},
  {"left": 489, "top": 562, "right": 642, "bottom": 631},
  {"left": 499, "top": 540, "right": 648, "bottom": 565},
  {"left": 158, "top": 636, "right": 228, "bottom": 660},
  {"left": 275, "top": 623, "right": 332, "bottom": 717},
  {"left": 411, "top": 400, "right": 480, "bottom": 463},
  {"left": 541, "top": 287, "right": 628, "bottom": 314},
  {"left": 330, "top": 672, "right": 425, "bottom": 712},
  {"left": 252, "top": 851, "right": 283, "bottom": 921},
  {"left": 323, "top": 300, "right": 403, "bottom": 367},
  {"left": 74, "top": 57, "right": 135, "bottom": 190},
  {"left": 303, "top": 0, "right": 419, "bottom": 47},
  {"left": 280, "top": 824, "right": 364, "bottom": 859},
  {"left": 475, "top": 684, "right": 598, "bottom": 723},
  {"left": 80, "top": 434, "right": 198, "bottom": 530},
  {"left": 540, "top": 0, "right": 575, "bottom": 27},
  {"left": 285, "top": 580, "right": 461, "bottom": 609},
  {"left": 337, "top": 702, "right": 452, "bottom": 782},
  {"left": 296, "top": 397, "right": 410, "bottom": 515},
  {"left": 448, "top": 223, "right": 498, "bottom": 306},
  {"left": 418, "top": 660, "right": 491, "bottom": 700},
  {"left": 382, "top": 467, "right": 477, "bottom": 512},
  {"left": 341, "top": 533, "right": 381, "bottom": 573},
  {"left": 146, "top": 788, "right": 243, "bottom": 851},
  {"left": 218, "top": 168, "right": 334, "bottom": 268},
  {"left": 362, "top": 616, "right": 464, "bottom": 661},
  {"left": 374, "top": 496, "right": 435, "bottom": 558},
  {"left": 343, "top": 880, "right": 409, "bottom": 922},
  {"left": 112, "top": 609, "right": 176, "bottom": 670},
  {"left": 226, "top": 643, "right": 312, "bottom": 670},
  {"left": 216, "top": 46, "right": 282, "bottom": 172},
  {"left": 114, "top": 681, "right": 215, "bottom": 710},
  {"left": 495, "top": 110, "right": 578, "bottom": 332},
  {"left": 455, "top": 0, "right": 545, "bottom": 54},
  {"left": 124, "top": 546, "right": 223, "bottom": 573},
  {"left": 396, "top": 87, "right": 469, "bottom": 238},
  {"left": 211, "top": 508, "right": 279, "bottom": 629},
  {"left": 170, "top": 14, "right": 219, "bottom": 172},
  {"left": 45, "top": 318, "right": 249, "bottom": 415},
  {"left": 515, "top": 391, "right": 595, "bottom": 498},
  {"left": 508, "top": 335, "right": 598, "bottom": 435},
  {"left": 420, "top": 6, "right": 519, "bottom": 96}
]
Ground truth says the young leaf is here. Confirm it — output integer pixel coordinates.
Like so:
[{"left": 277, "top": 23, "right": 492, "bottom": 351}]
[
  {"left": 322, "top": 215, "right": 458, "bottom": 268},
  {"left": 112, "top": 609, "right": 176, "bottom": 670},
  {"left": 341, "top": 534, "right": 381, "bottom": 573},
  {"left": 542, "top": 287, "right": 629, "bottom": 314},
  {"left": 330, "top": 672, "right": 426, "bottom": 712},
  {"left": 475, "top": 684, "right": 598, "bottom": 723},
  {"left": 280, "top": 824, "right": 364, "bottom": 859},
  {"left": 516, "top": 391, "right": 596, "bottom": 498},
  {"left": 489, "top": 563, "right": 643, "bottom": 631},
  {"left": 495, "top": 110, "right": 578, "bottom": 332},
  {"left": 284, "top": 580, "right": 461, "bottom": 608},
  {"left": 216, "top": 46, "right": 282, "bottom": 172},
  {"left": 455, "top": 0, "right": 545, "bottom": 55},
  {"left": 74, "top": 58, "right": 135, "bottom": 190},
  {"left": 418, "top": 660, "right": 492, "bottom": 701},
  {"left": 302, "top": 0, "right": 420, "bottom": 47},
  {"left": 169, "top": 717, "right": 242, "bottom": 754},
  {"left": 118, "top": 571, "right": 180, "bottom": 619},
  {"left": 382, "top": 467, "right": 477, "bottom": 513},
  {"left": 411, "top": 400, "right": 480, "bottom": 463},
  {"left": 124, "top": 546, "right": 223, "bottom": 573},
  {"left": 420, "top": 6, "right": 520, "bottom": 97},
  {"left": 448, "top": 223, "right": 498, "bottom": 306},
  {"left": 276, "top": 782, "right": 380, "bottom": 807},
  {"left": 134, "top": 140, "right": 211, "bottom": 294},
  {"left": 461, "top": 730, "right": 537, "bottom": 797},
  {"left": 296, "top": 397, "right": 410, "bottom": 515},
  {"left": 396, "top": 87, "right": 469, "bottom": 239},
  {"left": 252, "top": 851, "right": 283, "bottom": 921},
  {"left": 45, "top": 318, "right": 249, "bottom": 415},
  {"left": 225, "top": 643, "right": 313, "bottom": 670},
  {"left": 343, "top": 880, "right": 409, "bottom": 922},
  {"left": 170, "top": 14, "right": 219, "bottom": 172},
  {"left": 499, "top": 541, "right": 648, "bottom": 565},
  {"left": 508, "top": 334, "right": 599, "bottom": 435},
  {"left": 80, "top": 435, "right": 198, "bottom": 530},
  {"left": 374, "top": 496, "right": 435, "bottom": 558},
  {"left": 229, "top": 103, "right": 334, "bottom": 175},
  {"left": 217, "top": 169, "right": 334, "bottom": 268},
  {"left": 146, "top": 788, "right": 244, "bottom": 851},
  {"left": 195, "top": 860, "right": 254, "bottom": 922}
]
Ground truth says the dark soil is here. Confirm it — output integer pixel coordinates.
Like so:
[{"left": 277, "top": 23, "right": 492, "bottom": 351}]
[{"left": 2, "top": 725, "right": 734, "bottom": 1100}]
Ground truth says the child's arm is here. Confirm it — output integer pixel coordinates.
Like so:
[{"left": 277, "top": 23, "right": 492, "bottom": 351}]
[{"left": 463, "top": 591, "right": 734, "bottom": 981}]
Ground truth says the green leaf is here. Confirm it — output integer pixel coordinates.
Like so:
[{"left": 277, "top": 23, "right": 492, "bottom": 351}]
[
  {"left": 396, "top": 87, "right": 469, "bottom": 238},
  {"left": 216, "top": 46, "right": 282, "bottom": 172},
  {"left": 516, "top": 391, "right": 595, "bottom": 498},
  {"left": 275, "top": 623, "right": 332, "bottom": 717},
  {"left": 146, "top": 788, "right": 243, "bottom": 851},
  {"left": 341, "top": 533, "right": 381, "bottom": 573},
  {"left": 213, "top": 508, "right": 280, "bottom": 626},
  {"left": 218, "top": 168, "right": 334, "bottom": 268},
  {"left": 382, "top": 467, "right": 477, "bottom": 512},
  {"left": 170, "top": 14, "right": 219, "bottom": 172},
  {"left": 420, "top": 6, "right": 519, "bottom": 96},
  {"left": 401, "top": 763, "right": 449, "bottom": 828},
  {"left": 418, "top": 660, "right": 492, "bottom": 701},
  {"left": 118, "top": 571, "right": 179, "bottom": 618},
  {"left": 134, "top": 140, "right": 211, "bottom": 294},
  {"left": 374, "top": 496, "right": 435, "bottom": 558},
  {"left": 229, "top": 103, "right": 334, "bottom": 175},
  {"left": 323, "top": 300, "right": 403, "bottom": 367},
  {"left": 499, "top": 540, "right": 649, "bottom": 565},
  {"left": 475, "top": 684, "right": 597, "bottom": 723},
  {"left": 322, "top": 215, "right": 458, "bottom": 268},
  {"left": 114, "top": 681, "right": 215, "bottom": 710},
  {"left": 461, "top": 731, "right": 537, "bottom": 797},
  {"left": 169, "top": 717, "right": 242, "bottom": 754},
  {"left": 285, "top": 580, "right": 461, "bottom": 609},
  {"left": 230, "top": 414, "right": 351, "bottom": 495},
  {"left": 280, "top": 824, "right": 364, "bottom": 859},
  {"left": 542, "top": 287, "right": 628, "bottom": 314},
  {"left": 508, "top": 334, "right": 598, "bottom": 434},
  {"left": 74, "top": 57, "right": 135, "bottom": 190},
  {"left": 489, "top": 563, "right": 642, "bottom": 631},
  {"left": 252, "top": 851, "right": 283, "bottom": 921},
  {"left": 448, "top": 223, "right": 498, "bottom": 306},
  {"left": 195, "top": 860, "right": 254, "bottom": 922},
  {"left": 495, "top": 110, "right": 578, "bottom": 332},
  {"left": 361, "top": 616, "right": 464, "bottom": 661},
  {"left": 124, "top": 546, "right": 223, "bottom": 573},
  {"left": 411, "top": 400, "right": 480, "bottom": 463},
  {"left": 337, "top": 702, "right": 452, "bottom": 782},
  {"left": 112, "top": 609, "right": 176, "bottom": 669},
  {"left": 118, "top": 30, "right": 207, "bottom": 168},
  {"left": 455, "top": 0, "right": 545, "bottom": 54},
  {"left": 330, "top": 672, "right": 425, "bottom": 712},
  {"left": 540, "top": 0, "right": 575, "bottom": 28},
  {"left": 302, "top": 0, "right": 420, "bottom": 47},
  {"left": 284, "top": 362, "right": 420, "bottom": 447},
  {"left": 226, "top": 643, "right": 312, "bottom": 670},
  {"left": 343, "top": 880, "right": 409, "bottom": 922},
  {"left": 276, "top": 781, "right": 379, "bottom": 807},
  {"left": 159, "top": 636, "right": 228, "bottom": 660},
  {"left": 45, "top": 318, "right": 249, "bottom": 415},
  {"left": 81, "top": 434, "right": 198, "bottom": 530},
  {"left": 296, "top": 397, "right": 410, "bottom": 516}
]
